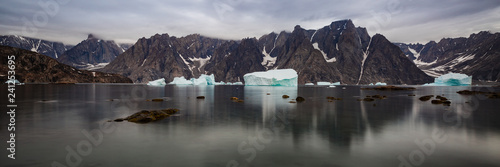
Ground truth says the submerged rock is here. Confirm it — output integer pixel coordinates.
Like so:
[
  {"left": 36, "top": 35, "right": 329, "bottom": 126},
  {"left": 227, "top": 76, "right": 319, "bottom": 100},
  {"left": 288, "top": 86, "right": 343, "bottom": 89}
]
[
  {"left": 457, "top": 90, "right": 500, "bottom": 99},
  {"left": 362, "top": 97, "right": 375, "bottom": 102},
  {"left": 123, "top": 109, "right": 179, "bottom": 123},
  {"left": 151, "top": 98, "right": 164, "bottom": 102},
  {"left": 196, "top": 96, "right": 205, "bottom": 99},
  {"left": 296, "top": 96, "right": 305, "bottom": 102},
  {"left": 419, "top": 95, "right": 434, "bottom": 101}
]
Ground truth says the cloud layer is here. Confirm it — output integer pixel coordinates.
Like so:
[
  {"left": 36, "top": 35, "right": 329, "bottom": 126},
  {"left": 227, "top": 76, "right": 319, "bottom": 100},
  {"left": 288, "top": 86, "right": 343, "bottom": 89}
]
[{"left": 1, "top": 0, "right": 499, "bottom": 45}]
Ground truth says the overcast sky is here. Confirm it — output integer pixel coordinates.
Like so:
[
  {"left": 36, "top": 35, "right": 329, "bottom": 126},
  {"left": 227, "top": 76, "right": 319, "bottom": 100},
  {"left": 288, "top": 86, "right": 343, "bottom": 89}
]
[{"left": 1, "top": 0, "right": 499, "bottom": 45}]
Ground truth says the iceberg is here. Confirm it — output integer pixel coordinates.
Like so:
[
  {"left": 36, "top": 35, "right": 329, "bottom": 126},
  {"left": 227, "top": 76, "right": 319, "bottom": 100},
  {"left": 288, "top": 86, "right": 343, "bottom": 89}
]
[
  {"left": 369, "top": 82, "right": 387, "bottom": 86},
  {"left": 317, "top": 82, "right": 331, "bottom": 86},
  {"left": 425, "top": 73, "right": 472, "bottom": 86},
  {"left": 147, "top": 78, "right": 167, "bottom": 86},
  {"left": 169, "top": 74, "right": 216, "bottom": 85},
  {"left": 243, "top": 69, "right": 298, "bottom": 86},
  {"left": 305, "top": 83, "right": 315, "bottom": 85},
  {"left": 317, "top": 81, "right": 341, "bottom": 86},
  {"left": 5, "top": 79, "right": 21, "bottom": 84}
]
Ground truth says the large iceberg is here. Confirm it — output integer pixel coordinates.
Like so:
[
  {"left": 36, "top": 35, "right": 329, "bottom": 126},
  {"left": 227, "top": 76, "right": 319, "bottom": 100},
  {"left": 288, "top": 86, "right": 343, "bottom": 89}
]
[
  {"left": 169, "top": 74, "right": 216, "bottom": 85},
  {"left": 424, "top": 73, "right": 472, "bottom": 86},
  {"left": 243, "top": 69, "right": 298, "bottom": 86},
  {"left": 147, "top": 78, "right": 167, "bottom": 86}
]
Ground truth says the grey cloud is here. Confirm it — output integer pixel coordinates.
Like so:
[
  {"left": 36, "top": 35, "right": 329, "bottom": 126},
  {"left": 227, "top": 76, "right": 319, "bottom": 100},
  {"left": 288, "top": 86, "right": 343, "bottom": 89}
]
[{"left": 0, "top": 0, "right": 499, "bottom": 45}]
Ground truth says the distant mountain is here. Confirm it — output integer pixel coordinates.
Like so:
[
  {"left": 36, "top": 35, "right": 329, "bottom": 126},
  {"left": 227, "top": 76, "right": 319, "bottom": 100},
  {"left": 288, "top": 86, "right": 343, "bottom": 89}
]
[
  {"left": 0, "top": 46, "right": 132, "bottom": 83},
  {"left": 0, "top": 35, "right": 69, "bottom": 59},
  {"left": 119, "top": 43, "right": 133, "bottom": 51},
  {"left": 396, "top": 31, "right": 500, "bottom": 81},
  {"left": 103, "top": 20, "right": 433, "bottom": 84},
  {"left": 57, "top": 34, "right": 124, "bottom": 69}
]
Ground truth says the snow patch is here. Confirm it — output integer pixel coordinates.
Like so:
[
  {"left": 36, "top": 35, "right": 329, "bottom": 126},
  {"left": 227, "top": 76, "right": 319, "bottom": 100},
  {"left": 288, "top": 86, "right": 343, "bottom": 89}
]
[
  {"left": 312, "top": 43, "right": 336, "bottom": 63},
  {"left": 357, "top": 37, "right": 372, "bottom": 84},
  {"left": 261, "top": 46, "right": 276, "bottom": 67},
  {"left": 82, "top": 63, "right": 109, "bottom": 70},
  {"left": 189, "top": 56, "right": 211, "bottom": 71}
]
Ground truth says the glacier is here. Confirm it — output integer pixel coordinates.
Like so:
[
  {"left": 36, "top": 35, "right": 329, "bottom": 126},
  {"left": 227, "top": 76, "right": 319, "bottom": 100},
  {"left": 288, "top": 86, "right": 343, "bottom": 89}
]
[
  {"left": 169, "top": 74, "right": 216, "bottom": 85},
  {"left": 243, "top": 69, "right": 298, "bottom": 86},
  {"left": 147, "top": 78, "right": 167, "bottom": 86},
  {"left": 424, "top": 73, "right": 472, "bottom": 86}
]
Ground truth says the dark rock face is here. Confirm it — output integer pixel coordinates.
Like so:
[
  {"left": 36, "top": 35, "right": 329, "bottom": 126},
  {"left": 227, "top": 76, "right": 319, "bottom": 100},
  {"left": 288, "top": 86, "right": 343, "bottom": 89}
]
[
  {"left": 0, "top": 35, "right": 69, "bottom": 59},
  {"left": 0, "top": 46, "right": 132, "bottom": 83},
  {"left": 274, "top": 25, "right": 342, "bottom": 84},
  {"left": 205, "top": 38, "right": 266, "bottom": 82},
  {"left": 57, "top": 34, "right": 124, "bottom": 69},
  {"left": 103, "top": 20, "right": 432, "bottom": 85},
  {"left": 360, "top": 34, "right": 433, "bottom": 84},
  {"left": 394, "top": 43, "right": 424, "bottom": 60},
  {"left": 397, "top": 31, "right": 500, "bottom": 81},
  {"left": 102, "top": 34, "right": 226, "bottom": 83}
]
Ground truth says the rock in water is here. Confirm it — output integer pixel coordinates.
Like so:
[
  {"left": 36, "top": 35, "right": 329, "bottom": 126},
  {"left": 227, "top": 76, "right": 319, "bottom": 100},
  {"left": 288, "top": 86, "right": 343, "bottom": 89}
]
[
  {"left": 124, "top": 109, "right": 179, "bottom": 123},
  {"left": 296, "top": 96, "right": 305, "bottom": 102}
]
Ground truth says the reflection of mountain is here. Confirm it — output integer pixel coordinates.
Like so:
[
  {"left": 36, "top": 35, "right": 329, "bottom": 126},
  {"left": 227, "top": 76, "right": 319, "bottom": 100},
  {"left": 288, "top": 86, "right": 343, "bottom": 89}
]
[{"left": 285, "top": 87, "right": 414, "bottom": 150}]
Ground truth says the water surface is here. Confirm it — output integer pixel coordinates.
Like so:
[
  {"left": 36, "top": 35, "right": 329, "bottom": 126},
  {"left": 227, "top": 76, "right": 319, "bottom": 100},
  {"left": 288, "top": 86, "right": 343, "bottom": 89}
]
[{"left": 1, "top": 84, "right": 499, "bottom": 167}]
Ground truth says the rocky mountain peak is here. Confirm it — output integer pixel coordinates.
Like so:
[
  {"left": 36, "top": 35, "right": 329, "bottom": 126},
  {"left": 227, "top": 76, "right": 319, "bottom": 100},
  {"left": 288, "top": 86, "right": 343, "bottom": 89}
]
[{"left": 87, "top": 34, "right": 97, "bottom": 39}]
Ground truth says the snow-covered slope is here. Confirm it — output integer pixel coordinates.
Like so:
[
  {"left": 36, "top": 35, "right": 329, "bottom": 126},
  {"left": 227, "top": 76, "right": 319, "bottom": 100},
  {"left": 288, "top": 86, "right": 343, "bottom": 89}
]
[{"left": 0, "top": 35, "right": 69, "bottom": 59}]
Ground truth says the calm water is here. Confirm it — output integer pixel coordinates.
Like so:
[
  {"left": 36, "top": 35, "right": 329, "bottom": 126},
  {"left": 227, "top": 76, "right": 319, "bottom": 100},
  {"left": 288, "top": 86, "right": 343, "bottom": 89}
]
[{"left": 1, "top": 84, "right": 500, "bottom": 167}]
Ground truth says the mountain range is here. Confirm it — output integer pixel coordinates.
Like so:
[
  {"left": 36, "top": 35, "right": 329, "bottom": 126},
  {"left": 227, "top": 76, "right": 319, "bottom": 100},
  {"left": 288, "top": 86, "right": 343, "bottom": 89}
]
[
  {"left": 395, "top": 31, "right": 500, "bottom": 82},
  {"left": 1, "top": 19, "right": 498, "bottom": 84},
  {"left": 0, "top": 46, "right": 132, "bottom": 83},
  {"left": 0, "top": 35, "right": 70, "bottom": 59},
  {"left": 102, "top": 20, "right": 433, "bottom": 84}
]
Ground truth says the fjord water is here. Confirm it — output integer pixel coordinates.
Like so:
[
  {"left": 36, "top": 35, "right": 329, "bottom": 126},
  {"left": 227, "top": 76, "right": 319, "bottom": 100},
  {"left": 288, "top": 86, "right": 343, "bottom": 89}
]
[{"left": 1, "top": 84, "right": 499, "bottom": 167}]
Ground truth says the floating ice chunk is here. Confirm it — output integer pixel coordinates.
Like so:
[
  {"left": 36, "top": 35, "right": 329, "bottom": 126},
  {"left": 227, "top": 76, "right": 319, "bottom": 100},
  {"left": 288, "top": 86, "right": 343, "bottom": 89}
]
[
  {"left": 147, "top": 78, "right": 167, "bottom": 86},
  {"left": 317, "top": 82, "right": 331, "bottom": 85},
  {"left": 233, "top": 82, "right": 244, "bottom": 85},
  {"left": 5, "top": 79, "right": 21, "bottom": 84},
  {"left": 329, "top": 85, "right": 336, "bottom": 88},
  {"left": 169, "top": 74, "right": 216, "bottom": 85},
  {"left": 169, "top": 77, "right": 192, "bottom": 85},
  {"left": 305, "top": 83, "right": 315, "bottom": 85},
  {"left": 331, "top": 82, "right": 341, "bottom": 85},
  {"left": 369, "top": 82, "right": 387, "bottom": 86},
  {"left": 424, "top": 73, "right": 472, "bottom": 86},
  {"left": 243, "top": 69, "right": 298, "bottom": 86},
  {"left": 215, "top": 81, "right": 225, "bottom": 85}
]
